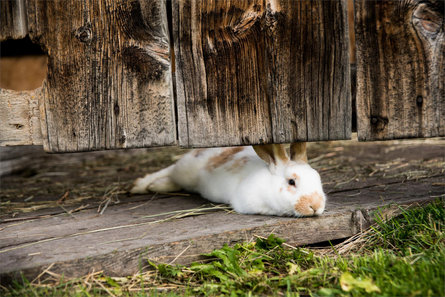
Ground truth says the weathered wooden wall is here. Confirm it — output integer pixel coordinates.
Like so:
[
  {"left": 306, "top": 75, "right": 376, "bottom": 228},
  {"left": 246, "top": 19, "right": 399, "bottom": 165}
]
[
  {"left": 0, "top": 0, "right": 176, "bottom": 152},
  {"left": 172, "top": 0, "right": 351, "bottom": 147},
  {"left": 355, "top": 0, "right": 444, "bottom": 140},
  {"left": 2, "top": 0, "right": 444, "bottom": 151},
  {"left": 31, "top": 0, "right": 176, "bottom": 152}
]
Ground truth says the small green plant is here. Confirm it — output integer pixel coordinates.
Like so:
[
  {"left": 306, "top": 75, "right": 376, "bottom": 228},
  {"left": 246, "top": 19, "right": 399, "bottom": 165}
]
[
  {"left": 368, "top": 201, "right": 444, "bottom": 255},
  {"left": 2, "top": 199, "right": 444, "bottom": 296},
  {"left": 140, "top": 200, "right": 445, "bottom": 297}
]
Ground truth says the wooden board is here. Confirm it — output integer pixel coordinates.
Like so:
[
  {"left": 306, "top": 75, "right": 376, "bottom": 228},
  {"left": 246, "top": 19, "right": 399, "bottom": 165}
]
[
  {"left": 355, "top": 0, "right": 445, "bottom": 141},
  {"left": 172, "top": 0, "right": 351, "bottom": 147},
  {"left": 0, "top": 146, "right": 45, "bottom": 176},
  {"left": 0, "top": 0, "right": 27, "bottom": 40},
  {"left": 1, "top": 138, "right": 444, "bottom": 282},
  {"left": 23, "top": 0, "right": 176, "bottom": 152},
  {"left": 0, "top": 179, "right": 441, "bottom": 282},
  {"left": 0, "top": 88, "right": 42, "bottom": 146}
]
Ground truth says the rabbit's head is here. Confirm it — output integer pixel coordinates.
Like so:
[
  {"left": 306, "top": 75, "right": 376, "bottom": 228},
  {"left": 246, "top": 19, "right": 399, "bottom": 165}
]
[{"left": 253, "top": 143, "right": 326, "bottom": 217}]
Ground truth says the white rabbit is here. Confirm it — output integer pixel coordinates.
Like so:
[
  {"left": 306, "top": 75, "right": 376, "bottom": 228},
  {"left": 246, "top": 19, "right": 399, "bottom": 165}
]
[{"left": 131, "top": 143, "right": 326, "bottom": 217}]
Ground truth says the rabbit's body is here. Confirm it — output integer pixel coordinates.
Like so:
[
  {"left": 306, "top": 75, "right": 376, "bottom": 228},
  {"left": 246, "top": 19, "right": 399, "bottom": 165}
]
[
  {"left": 171, "top": 147, "right": 261, "bottom": 204},
  {"left": 132, "top": 144, "right": 326, "bottom": 217}
]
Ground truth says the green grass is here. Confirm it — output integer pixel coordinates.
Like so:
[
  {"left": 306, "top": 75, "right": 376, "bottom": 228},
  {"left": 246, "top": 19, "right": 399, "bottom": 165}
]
[{"left": 2, "top": 199, "right": 444, "bottom": 297}]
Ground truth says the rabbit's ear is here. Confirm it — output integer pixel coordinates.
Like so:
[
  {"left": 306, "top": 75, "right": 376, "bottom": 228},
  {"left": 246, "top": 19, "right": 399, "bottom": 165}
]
[
  {"left": 253, "top": 144, "right": 289, "bottom": 166},
  {"left": 290, "top": 142, "right": 308, "bottom": 163}
]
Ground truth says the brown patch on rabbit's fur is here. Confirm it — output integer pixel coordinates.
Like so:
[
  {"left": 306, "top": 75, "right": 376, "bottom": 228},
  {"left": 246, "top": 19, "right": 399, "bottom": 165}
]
[
  {"left": 206, "top": 147, "right": 244, "bottom": 171},
  {"left": 294, "top": 192, "right": 323, "bottom": 216},
  {"left": 228, "top": 156, "right": 249, "bottom": 172}
]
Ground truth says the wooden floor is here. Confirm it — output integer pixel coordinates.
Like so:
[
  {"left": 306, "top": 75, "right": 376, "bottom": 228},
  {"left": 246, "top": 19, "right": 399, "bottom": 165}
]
[{"left": 1, "top": 137, "right": 444, "bottom": 282}]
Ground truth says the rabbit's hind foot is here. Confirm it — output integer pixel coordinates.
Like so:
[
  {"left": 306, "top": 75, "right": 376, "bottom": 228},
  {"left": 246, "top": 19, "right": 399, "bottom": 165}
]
[{"left": 131, "top": 165, "right": 182, "bottom": 194}]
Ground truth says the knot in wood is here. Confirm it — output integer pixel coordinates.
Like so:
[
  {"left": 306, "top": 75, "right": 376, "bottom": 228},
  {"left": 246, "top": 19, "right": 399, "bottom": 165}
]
[
  {"left": 114, "top": 103, "right": 120, "bottom": 116},
  {"left": 75, "top": 25, "right": 92, "bottom": 43},
  {"left": 370, "top": 116, "right": 389, "bottom": 131},
  {"left": 119, "top": 135, "right": 126, "bottom": 145},
  {"left": 416, "top": 95, "right": 423, "bottom": 106},
  {"left": 412, "top": 3, "right": 444, "bottom": 36},
  {"left": 13, "top": 123, "right": 24, "bottom": 130}
]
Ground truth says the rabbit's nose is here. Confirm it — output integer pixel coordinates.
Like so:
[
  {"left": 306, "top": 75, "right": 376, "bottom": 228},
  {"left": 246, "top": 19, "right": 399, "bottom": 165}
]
[{"left": 294, "top": 192, "right": 325, "bottom": 216}]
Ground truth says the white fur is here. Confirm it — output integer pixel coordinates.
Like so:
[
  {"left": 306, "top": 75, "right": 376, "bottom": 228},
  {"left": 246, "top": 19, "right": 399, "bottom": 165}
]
[{"left": 131, "top": 146, "right": 326, "bottom": 217}]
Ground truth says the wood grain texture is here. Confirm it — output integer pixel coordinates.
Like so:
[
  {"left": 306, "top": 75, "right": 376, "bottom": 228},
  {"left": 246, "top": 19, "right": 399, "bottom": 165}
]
[
  {"left": 1, "top": 176, "right": 440, "bottom": 281},
  {"left": 0, "top": 88, "right": 42, "bottom": 146},
  {"left": 0, "top": 0, "right": 28, "bottom": 40},
  {"left": 347, "top": 0, "right": 356, "bottom": 64},
  {"left": 1, "top": 138, "right": 443, "bottom": 281},
  {"left": 25, "top": 0, "right": 176, "bottom": 152},
  {"left": 0, "top": 146, "right": 44, "bottom": 176},
  {"left": 355, "top": 0, "right": 445, "bottom": 141},
  {"left": 172, "top": 0, "right": 351, "bottom": 147}
]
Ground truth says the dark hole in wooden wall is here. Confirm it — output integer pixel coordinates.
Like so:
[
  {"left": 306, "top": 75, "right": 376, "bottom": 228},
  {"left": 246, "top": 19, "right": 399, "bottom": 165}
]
[
  {"left": 0, "top": 36, "right": 47, "bottom": 91},
  {"left": 0, "top": 36, "right": 45, "bottom": 56},
  {"left": 350, "top": 64, "right": 357, "bottom": 133},
  {"left": 166, "top": 0, "right": 179, "bottom": 140},
  {"left": 348, "top": 0, "right": 357, "bottom": 133}
]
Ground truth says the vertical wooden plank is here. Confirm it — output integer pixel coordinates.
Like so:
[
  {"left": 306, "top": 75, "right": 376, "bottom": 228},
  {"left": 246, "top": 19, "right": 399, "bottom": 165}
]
[
  {"left": 172, "top": 1, "right": 272, "bottom": 147},
  {"left": 355, "top": 0, "right": 444, "bottom": 140},
  {"left": 26, "top": 0, "right": 175, "bottom": 152},
  {"left": 172, "top": 0, "right": 351, "bottom": 147},
  {"left": 0, "top": 0, "right": 27, "bottom": 40},
  {"left": 266, "top": 0, "right": 351, "bottom": 143}
]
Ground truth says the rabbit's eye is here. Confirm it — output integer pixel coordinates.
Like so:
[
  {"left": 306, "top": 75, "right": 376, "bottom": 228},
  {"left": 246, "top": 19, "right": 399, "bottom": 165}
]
[{"left": 288, "top": 179, "right": 296, "bottom": 186}]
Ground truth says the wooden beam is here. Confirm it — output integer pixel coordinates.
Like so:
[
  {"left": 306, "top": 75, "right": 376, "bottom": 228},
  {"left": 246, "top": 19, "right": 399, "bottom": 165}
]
[
  {"left": 0, "top": 179, "right": 440, "bottom": 281},
  {"left": 25, "top": 0, "right": 176, "bottom": 152},
  {"left": 172, "top": 0, "right": 351, "bottom": 147},
  {"left": 0, "top": 88, "right": 42, "bottom": 146},
  {"left": 355, "top": 0, "right": 445, "bottom": 140},
  {"left": 0, "top": 146, "right": 45, "bottom": 176},
  {"left": 0, "top": 0, "right": 28, "bottom": 41}
]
